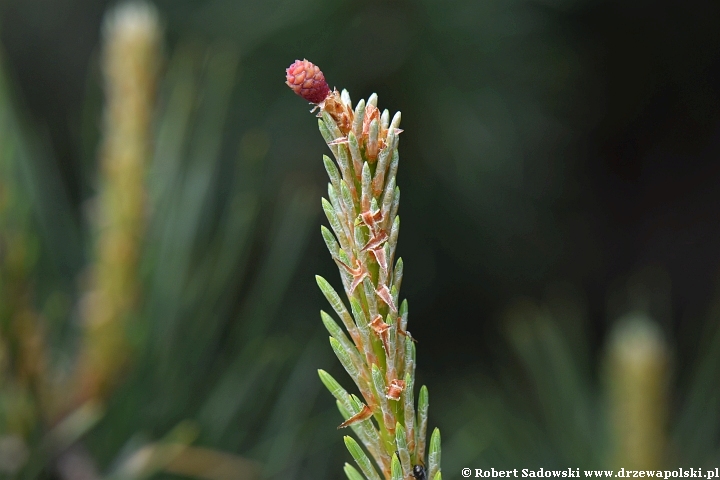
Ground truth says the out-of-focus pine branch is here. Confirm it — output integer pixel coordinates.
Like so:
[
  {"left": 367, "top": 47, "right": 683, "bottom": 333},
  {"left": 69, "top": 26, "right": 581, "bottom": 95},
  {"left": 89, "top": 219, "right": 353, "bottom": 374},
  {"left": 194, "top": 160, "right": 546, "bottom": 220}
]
[{"left": 0, "top": 2, "right": 327, "bottom": 479}]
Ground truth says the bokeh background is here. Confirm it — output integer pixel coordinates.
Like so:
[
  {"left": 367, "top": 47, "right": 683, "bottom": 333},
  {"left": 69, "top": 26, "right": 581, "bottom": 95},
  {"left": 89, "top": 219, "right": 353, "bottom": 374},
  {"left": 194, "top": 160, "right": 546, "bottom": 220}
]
[{"left": 1, "top": 0, "right": 720, "bottom": 478}]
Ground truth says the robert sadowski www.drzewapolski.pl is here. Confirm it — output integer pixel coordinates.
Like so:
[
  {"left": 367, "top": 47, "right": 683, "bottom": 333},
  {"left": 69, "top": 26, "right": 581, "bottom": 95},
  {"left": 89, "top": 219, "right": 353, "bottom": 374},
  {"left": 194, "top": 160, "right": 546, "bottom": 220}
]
[{"left": 463, "top": 468, "right": 718, "bottom": 479}]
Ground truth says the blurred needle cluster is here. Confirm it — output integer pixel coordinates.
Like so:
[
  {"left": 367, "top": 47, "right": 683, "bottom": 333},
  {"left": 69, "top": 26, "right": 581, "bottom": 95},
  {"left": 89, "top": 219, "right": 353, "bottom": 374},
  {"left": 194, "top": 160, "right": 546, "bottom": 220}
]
[{"left": 0, "top": 2, "right": 328, "bottom": 479}]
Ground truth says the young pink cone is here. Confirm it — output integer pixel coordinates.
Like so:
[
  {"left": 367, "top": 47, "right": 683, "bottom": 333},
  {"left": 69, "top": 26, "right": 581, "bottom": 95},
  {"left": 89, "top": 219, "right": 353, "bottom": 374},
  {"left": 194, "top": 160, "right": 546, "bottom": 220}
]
[{"left": 286, "top": 59, "right": 330, "bottom": 104}]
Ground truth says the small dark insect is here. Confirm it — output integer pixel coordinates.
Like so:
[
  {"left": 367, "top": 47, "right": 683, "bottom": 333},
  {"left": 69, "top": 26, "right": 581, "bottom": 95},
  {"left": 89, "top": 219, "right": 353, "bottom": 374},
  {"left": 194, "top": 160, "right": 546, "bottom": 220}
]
[{"left": 413, "top": 464, "right": 427, "bottom": 480}]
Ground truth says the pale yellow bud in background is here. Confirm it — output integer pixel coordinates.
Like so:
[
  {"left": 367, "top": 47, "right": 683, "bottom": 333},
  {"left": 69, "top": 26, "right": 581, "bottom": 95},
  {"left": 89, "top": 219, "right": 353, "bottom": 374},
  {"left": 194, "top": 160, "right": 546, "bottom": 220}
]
[
  {"left": 78, "top": 1, "right": 161, "bottom": 403},
  {"left": 605, "top": 314, "right": 669, "bottom": 471}
]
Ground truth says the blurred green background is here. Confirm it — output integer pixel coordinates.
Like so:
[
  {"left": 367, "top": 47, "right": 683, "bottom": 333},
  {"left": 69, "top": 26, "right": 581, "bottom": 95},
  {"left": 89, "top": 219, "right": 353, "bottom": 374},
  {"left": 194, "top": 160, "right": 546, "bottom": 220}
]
[{"left": 1, "top": 0, "right": 720, "bottom": 478}]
